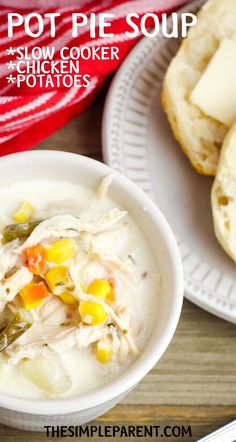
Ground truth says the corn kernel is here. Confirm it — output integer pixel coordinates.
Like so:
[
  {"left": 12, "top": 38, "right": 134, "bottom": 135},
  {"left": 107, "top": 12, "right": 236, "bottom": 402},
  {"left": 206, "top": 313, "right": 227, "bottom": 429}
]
[
  {"left": 59, "top": 291, "right": 78, "bottom": 305},
  {"left": 79, "top": 301, "right": 107, "bottom": 325},
  {"left": 79, "top": 283, "right": 86, "bottom": 293},
  {"left": 45, "top": 239, "right": 76, "bottom": 264},
  {"left": 45, "top": 266, "right": 69, "bottom": 293},
  {"left": 87, "top": 279, "right": 111, "bottom": 300},
  {"left": 22, "top": 299, "right": 42, "bottom": 310},
  {"left": 96, "top": 338, "right": 112, "bottom": 363},
  {"left": 12, "top": 201, "right": 35, "bottom": 223}
]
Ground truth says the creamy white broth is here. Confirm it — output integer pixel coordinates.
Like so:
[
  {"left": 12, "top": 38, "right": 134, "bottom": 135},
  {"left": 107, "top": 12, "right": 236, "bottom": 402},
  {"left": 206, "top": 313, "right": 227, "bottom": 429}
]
[{"left": 0, "top": 178, "right": 159, "bottom": 399}]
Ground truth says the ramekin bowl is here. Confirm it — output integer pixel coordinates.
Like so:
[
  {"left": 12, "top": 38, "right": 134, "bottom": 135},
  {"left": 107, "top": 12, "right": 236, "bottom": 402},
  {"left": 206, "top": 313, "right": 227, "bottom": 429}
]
[{"left": 0, "top": 150, "right": 183, "bottom": 431}]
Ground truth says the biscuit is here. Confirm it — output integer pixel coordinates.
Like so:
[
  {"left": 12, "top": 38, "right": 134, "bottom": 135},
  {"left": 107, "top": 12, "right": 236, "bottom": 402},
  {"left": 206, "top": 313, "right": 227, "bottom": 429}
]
[
  {"left": 212, "top": 122, "right": 236, "bottom": 262},
  {"left": 162, "top": 0, "right": 236, "bottom": 175}
]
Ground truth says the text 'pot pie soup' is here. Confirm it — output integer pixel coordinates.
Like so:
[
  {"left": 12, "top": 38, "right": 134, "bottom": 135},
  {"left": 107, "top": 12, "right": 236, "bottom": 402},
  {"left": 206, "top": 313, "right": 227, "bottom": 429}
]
[{"left": 0, "top": 176, "right": 160, "bottom": 399}]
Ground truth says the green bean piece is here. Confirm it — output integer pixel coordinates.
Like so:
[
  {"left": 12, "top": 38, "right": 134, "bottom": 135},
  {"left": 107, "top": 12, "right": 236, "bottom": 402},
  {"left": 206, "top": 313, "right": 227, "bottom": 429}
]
[
  {"left": 0, "top": 311, "right": 32, "bottom": 352},
  {"left": 1, "top": 220, "right": 42, "bottom": 245},
  {"left": 0, "top": 305, "right": 14, "bottom": 333}
]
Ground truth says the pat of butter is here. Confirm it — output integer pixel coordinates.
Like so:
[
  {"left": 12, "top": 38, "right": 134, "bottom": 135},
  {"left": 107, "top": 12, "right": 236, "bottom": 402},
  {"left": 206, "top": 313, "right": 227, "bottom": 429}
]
[{"left": 190, "top": 39, "right": 236, "bottom": 127}]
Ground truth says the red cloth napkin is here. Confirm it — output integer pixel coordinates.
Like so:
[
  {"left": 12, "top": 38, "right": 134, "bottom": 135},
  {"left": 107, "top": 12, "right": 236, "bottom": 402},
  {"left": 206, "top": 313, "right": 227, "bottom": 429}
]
[{"left": 0, "top": 0, "right": 186, "bottom": 155}]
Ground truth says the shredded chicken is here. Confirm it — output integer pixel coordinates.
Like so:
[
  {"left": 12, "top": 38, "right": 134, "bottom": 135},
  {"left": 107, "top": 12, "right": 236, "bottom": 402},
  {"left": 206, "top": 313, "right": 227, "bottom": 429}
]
[
  {"left": 68, "top": 266, "right": 139, "bottom": 356},
  {"left": 16, "top": 209, "right": 127, "bottom": 253},
  {"left": 90, "top": 252, "right": 133, "bottom": 284},
  {"left": 0, "top": 267, "right": 32, "bottom": 312},
  {"left": 7, "top": 322, "right": 110, "bottom": 364},
  {"left": 0, "top": 240, "right": 20, "bottom": 280},
  {"left": 97, "top": 174, "right": 114, "bottom": 198}
]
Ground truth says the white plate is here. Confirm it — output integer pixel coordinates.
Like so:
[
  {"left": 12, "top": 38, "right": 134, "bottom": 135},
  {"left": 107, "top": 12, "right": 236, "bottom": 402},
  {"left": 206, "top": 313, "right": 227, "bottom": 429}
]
[{"left": 102, "top": 0, "right": 236, "bottom": 324}]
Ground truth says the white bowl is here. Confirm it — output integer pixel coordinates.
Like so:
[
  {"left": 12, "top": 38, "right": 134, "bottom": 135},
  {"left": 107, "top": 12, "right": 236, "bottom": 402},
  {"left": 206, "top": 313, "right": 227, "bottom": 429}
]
[{"left": 0, "top": 150, "right": 183, "bottom": 431}]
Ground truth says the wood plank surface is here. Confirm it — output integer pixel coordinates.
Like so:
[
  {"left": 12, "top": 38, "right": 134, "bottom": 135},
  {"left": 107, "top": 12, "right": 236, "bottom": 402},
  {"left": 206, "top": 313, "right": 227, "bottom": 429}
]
[{"left": 1, "top": 97, "right": 236, "bottom": 441}]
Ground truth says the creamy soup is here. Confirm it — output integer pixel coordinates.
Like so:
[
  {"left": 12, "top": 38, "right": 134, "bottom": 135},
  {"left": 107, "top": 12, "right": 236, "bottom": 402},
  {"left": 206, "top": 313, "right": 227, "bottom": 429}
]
[{"left": 0, "top": 177, "right": 159, "bottom": 399}]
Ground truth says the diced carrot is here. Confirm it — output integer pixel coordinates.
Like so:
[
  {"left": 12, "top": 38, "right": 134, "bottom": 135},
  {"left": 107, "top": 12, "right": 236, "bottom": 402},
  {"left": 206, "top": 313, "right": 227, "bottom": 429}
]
[
  {"left": 20, "top": 281, "right": 49, "bottom": 310},
  {"left": 107, "top": 277, "right": 116, "bottom": 303},
  {"left": 24, "top": 245, "right": 46, "bottom": 275},
  {"left": 108, "top": 277, "right": 115, "bottom": 290}
]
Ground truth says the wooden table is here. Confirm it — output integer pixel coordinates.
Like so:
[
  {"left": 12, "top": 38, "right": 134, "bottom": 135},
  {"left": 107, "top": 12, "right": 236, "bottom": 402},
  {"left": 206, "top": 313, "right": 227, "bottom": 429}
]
[{"left": 1, "top": 96, "right": 236, "bottom": 442}]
